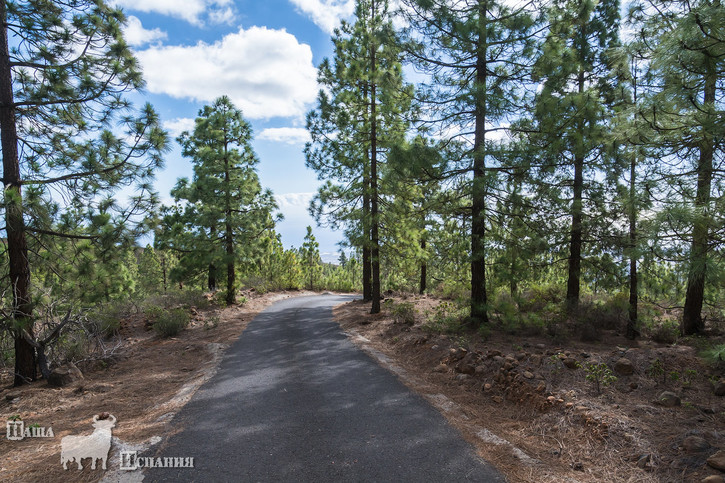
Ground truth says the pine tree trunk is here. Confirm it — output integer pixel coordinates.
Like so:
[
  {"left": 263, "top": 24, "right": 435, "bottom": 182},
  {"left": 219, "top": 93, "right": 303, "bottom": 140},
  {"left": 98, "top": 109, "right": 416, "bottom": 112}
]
[
  {"left": 470, "top": 0, "right": 488, "bottom": 326},
  {"left": 566, "top": 68, "right": 585, "bottom": 313},
  {"left": 419, "top": 237, "right": 427, "bottom": 295},
  {"left": 223, "top": 142, "right": 235, "bottom": 306},
  {"left": 369, "top": 5, "right": 381, "bottom": 315},
  {"left": 362, "top": 82, "right": 372, "bottom": 303},
  {"left": 627, "top": 152, "right": 639, "bottom": 339},
  {"left": 208, "top": 263, "right": 217, "bottom": 291},
  {"left": 1, "top": 5, "right": 36, "bottom": 386},
  {"left": 682, "top": 64, "right": 716, "bottom": 335}
]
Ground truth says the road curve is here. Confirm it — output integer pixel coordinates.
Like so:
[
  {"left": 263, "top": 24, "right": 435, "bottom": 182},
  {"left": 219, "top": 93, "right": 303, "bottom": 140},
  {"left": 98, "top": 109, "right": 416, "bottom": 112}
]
[{"left": 146, "top": 295, "right": 504, "bottom": 482}]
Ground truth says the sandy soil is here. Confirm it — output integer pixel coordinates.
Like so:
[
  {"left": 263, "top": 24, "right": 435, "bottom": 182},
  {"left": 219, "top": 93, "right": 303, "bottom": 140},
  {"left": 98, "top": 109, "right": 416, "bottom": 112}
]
[
  {"left": 0, "top": 290, "right": 318, "bottom": 482},
  {"left": 334, "top": 295, "right": 725, "bottom": 483}
]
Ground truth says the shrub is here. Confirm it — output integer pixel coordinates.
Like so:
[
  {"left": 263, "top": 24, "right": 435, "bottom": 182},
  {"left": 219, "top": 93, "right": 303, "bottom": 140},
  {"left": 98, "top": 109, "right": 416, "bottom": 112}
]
[
  {"left": 583, "top": 362, "right": 617, "bottom": 395},
  {"left": 645, "top": 319, "right": 679, "bottom": 344},
  {"left": 152, "top": 308, "right": 190, "bottom": 338},
  {"left": 423, "top": 300, "right": 467, "bottom": 333},
  {"left": 701, "top": 344, "right": 725, "bottom": 367},
  {"left": 389, "top": 301, "right": 416, "bottom": 325}
]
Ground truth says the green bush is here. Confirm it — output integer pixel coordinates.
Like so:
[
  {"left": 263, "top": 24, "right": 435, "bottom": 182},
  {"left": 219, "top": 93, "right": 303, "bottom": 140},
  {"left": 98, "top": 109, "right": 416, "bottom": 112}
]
[
  {"left": 152, "top": 308, "right": 190, "bottom": 337},
  {"left": 644, "top": 319, "right": 679, "bottom": 344},
  {"left": 389, "top": 301, "right": 416, "bottom": 325},
  {"left": 423, "top": 300, "right": 467, "bottom": 333}
]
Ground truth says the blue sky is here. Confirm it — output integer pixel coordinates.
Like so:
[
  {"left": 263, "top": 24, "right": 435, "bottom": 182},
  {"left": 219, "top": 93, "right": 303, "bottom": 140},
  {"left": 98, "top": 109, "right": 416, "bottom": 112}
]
[{"left": 113, "top": 0, "right": 358, "bottom": 262}]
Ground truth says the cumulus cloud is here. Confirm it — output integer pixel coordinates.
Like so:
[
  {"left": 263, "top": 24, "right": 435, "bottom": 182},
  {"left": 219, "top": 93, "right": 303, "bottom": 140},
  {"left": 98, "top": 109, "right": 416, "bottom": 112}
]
[
  {"left": 288, "top": 0, "right": 355, "bottom": 34},
  {"left": 113, "top": 0, "right": 236, "bottom": 26},
  {"left": 124, "top": 16, "right": 167, "bottom": 46},
  {"left": 163, "top": 117, "right": 196, "bottom": 138},
  {"left": 135, "top": 27, "right": 318, "bottom": 120},
  {"left": 275, "top": 192, "right": 315, "bottom": 210},
  {"left": 258, "top": 127, "right": 311, "bottom": 145}
]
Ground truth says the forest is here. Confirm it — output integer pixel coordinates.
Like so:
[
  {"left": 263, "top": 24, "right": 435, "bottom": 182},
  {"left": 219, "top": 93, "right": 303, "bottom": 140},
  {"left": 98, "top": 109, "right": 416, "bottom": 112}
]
[{"left": 0, "top": 0, "right": 723, "bottom": 395}]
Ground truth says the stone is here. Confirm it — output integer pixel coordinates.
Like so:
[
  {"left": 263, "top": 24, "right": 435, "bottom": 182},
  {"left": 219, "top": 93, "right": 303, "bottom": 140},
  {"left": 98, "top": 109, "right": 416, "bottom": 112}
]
[
  {"left": 483, "top": 383, "right": 492, "bottom": 391},
  {"left": 708, "top": 451, "right": 725, "bottom": 471},
  {"left": 523, "top": 371, "right": 534, "bottom": 379},
  {"left": 475, "top": 365, "right": 486, "bottom": 375},
  {"left": 535, "top": 382, "right": 546, "bottom": 393},
  {"left": 456, "top": 353, "right": 478, "bottom": 375},
  {"left": 712, "top": 380, "right": 725, "bottom": 397},
  {"left": 432, "top": 364, "right": 447, "bottom": 373},
  {"left": 492, "top": 395, "right": 503, "bottom": 404},
  {"left": 456, "top": 374, "right": 470, "bottom": 382},
  {"left": 637, "top": 454, "right": 651, "bottom": 469},
  {"left": 683, "top": 436, "right": 710, "bottom": 453},
  {"left": 702, "top": 476, "right": 725, "bottom": 483},
  {"left": 563, "top": 358, "right": 579, "bottom": 369},
  {"left": 657, "top": 391, "right": 681, "bottom": 407},
  {"left": 47, "top": 363, "right": 83, "bottom": 387},
  {"left": 492, "top": 355, "right": 505, "bottom": 365},
  {"left": 5, "top": 392, "right": 19, "bottom": 402},
  {"left": 515, "top": 352, "right": 526, "bottom": 361},
  {"left": 613, "top": 358, "right": 635, "bottom": 376}
]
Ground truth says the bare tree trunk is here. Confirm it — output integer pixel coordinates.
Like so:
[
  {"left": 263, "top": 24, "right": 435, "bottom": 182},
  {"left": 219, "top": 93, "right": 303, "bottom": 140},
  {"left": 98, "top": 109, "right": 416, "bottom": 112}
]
[
  {"left": 1, "top": 4, "right": 35, "bottom": 386},
  {"left": 370, "top": 0, "right": 381, "bottom": 315},
  {"left": 419, "top": 238, "right": 427, "bottom": 295},
  {"left": 470, "top": 0, "right": 489, "bottom": 326},
  {"left": 682, "top": 64, "right": 716, "bottom": 335},
  {"left": 566, "top": 67, "right": 585, "bottom": 313}
]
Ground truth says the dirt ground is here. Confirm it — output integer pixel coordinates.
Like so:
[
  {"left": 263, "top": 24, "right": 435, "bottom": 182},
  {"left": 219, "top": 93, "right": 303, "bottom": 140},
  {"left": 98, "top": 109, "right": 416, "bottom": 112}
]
[
  {"left": 334, "top": 295, "right": 725, "bottom": 483},
  {"left": 0, "top": 290, "right": 317, "bottom": 482}
]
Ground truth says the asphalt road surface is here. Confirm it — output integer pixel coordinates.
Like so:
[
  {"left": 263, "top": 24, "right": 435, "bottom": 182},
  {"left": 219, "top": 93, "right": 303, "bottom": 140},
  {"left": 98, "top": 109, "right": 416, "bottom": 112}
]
[{"left": 146, "top": 295, "right": 504, "bottom": 482}]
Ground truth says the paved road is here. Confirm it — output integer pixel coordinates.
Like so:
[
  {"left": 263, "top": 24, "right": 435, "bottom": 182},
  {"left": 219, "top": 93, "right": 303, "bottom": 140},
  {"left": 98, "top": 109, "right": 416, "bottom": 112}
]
[{"left": 145, "top": 295, "right": 504, "bottom": 482}]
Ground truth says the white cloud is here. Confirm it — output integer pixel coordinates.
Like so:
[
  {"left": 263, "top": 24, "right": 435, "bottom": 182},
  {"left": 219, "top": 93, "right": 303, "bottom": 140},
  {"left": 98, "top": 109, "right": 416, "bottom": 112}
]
[
  {"left": 163, "top": 117, "right": 196, "bottom": 138},
  {"left": 275, "top": 192, "right": 315, "bottom": 210},
  {"left": 124, "top": 16, "right": 167, "bottom": 46},
  {"left": 135, "top": 27, "right": 318, "bottom": 120},
  {"left": 113, "top": 0, "right": 236, "bottom": 26},
  {"left": 259, "top": 127, "right": 311, "bottom": 145},
  {"left": 288, "top": 0, "right": 355, "bottom": 34}
]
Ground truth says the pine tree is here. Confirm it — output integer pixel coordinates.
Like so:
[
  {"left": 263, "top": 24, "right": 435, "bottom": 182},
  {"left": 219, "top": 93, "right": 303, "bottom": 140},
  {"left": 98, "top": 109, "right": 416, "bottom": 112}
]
[
  {"left": 531, "top": 0, "right": 623, "bottom": 312},
  {"left": 0, "top": 1, "right": 167, "bottom": 385},
  {"left": 163, "top": 96, "right": 278, "bottom": 305},
  {"left": 629, "top": 0, "right": 724, "bottom": 334},
  {"left": 306, "top": 0, "right": 412, "bottom": 313},
  {"left": 400, "top": 0, "right": 539, "bottom": 325},
  {"left": 300, "top": 226, "right": 322, "bottom": 290}
]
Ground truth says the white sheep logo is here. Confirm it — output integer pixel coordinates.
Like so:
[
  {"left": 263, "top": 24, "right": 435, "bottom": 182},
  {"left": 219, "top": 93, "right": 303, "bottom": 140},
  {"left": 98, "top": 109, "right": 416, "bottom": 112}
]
[{"left": 60, "top": 413, "right": 116, "bottom": 470}]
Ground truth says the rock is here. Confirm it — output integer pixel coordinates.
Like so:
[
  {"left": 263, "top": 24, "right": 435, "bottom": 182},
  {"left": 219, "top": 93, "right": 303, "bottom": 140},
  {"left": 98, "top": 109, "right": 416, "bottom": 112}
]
[
  {"left": 515, "top": 352, "right": 526, "bottom": 361},
  {"left": 455, "top": 374, "right": 470, "bottom": 382},
  {"left": 47, "top": 363, "right": 83, "bottom": 387},
  {"left": 712, "top": 380, "right": 725, "bottom": 397},
  {"left": 432, "top": 364, "right": 447, "bottom": 373},
  {"left": 483, "top": 383, "right": 492, "bottom": 391},
  {"left": 657, "top": 391, "right": 681, "bottom": 407},
  {"left": 708, "top": 451, "right": 725, "bottom": 471},
  {"left": 702, "top": 476, "right": 725, "bottom": 483},
  {"left": 535, "top": 382, "right": 546, "bottom": 393},
  {"left": 523, "top": 371, "right": 534, "bottom": 379},
  {"left": 613, "top": 358, "right": 635, "bottom": 375},
  {"left": 5, "top": 392, "right": 19, "bottom": 402},
  {"left": 531, "top": 355, "right": 542, "bottom": 366},
  {"left": 492, "top": 395, "right": 503, "bottom": 404},
  {"left": 456, "top": 353, "right": 478, "bottom": 375},
  {"left": 683, "top": 436, "right": 710, "bottom": 453},
  {"left": 565, "top": 402, "right": 574, "bottom": 408},
  {"left": 475, "top": 365, "right": 486, "bottom": 375},
  {"left": 563, "top": 358, "right": 579, "bottom": 369},
  {"left": 492, "top": 355, "right": 505, "bottom": 365}
]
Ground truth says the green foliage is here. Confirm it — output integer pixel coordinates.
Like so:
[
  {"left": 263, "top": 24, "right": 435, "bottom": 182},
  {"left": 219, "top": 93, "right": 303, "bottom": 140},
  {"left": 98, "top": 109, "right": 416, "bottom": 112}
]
[
  {"left": 701, "top": 345, "right": 725, "bottom": 366},
  {"left": 152, "top": 308, "right": 191, "bottom": 338},
  {"left": 423, "top": 301, "right": 467, "bottom": 334},
  {"left": 385, "top": 301, "right": 417, "bottom": 325},
  {"left": 583, "top": 362, "right": 618, "bottom": 395}
]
